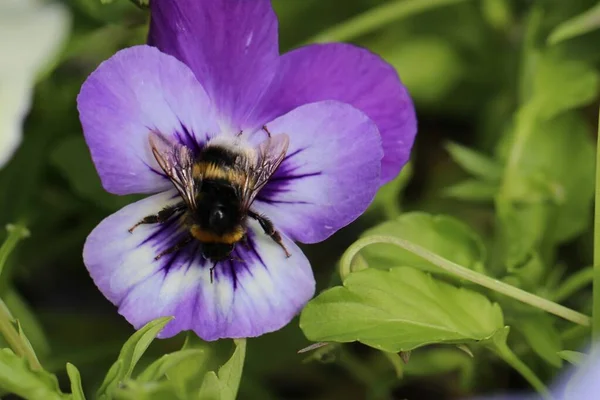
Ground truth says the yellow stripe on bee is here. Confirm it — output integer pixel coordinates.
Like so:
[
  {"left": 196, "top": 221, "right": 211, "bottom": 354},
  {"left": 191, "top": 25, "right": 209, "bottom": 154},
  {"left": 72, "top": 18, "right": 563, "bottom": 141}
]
[
  {"left": 190, "top": 225, "right": 245, "bottom": 244},
  {"left": 193, "top": 162, "right": 246, "bottom": 185}
]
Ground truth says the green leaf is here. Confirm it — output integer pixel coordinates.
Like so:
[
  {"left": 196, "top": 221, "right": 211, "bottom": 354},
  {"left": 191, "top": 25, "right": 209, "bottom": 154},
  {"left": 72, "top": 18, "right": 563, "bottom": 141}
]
[
  {"left": 557, "top": 350, "right": 585, "bottom": 366},
  {"left": 196, "top": 339, "right": 246, "bottom": 400},
  {"left": 0, "top": 348, "right": 63, "bottom": 400},
  {"left": 404, "top": 347, "right": 474, "bottom": 389},
  {"left": 443, "top": 180, "right": 498, "bottom": 202},
  {"left": 530, "top": 53, "right": 599, "bottom": 120},
  {"left": 66, "top": 363, "right": 86, "bottom": 400},
  {"left": 50, "top": 137, "right": 140, "bottom": 211},
  {"left": 515, "top": 314, "right": 563, "bottom": 367},
  {"left": 137, "top": 349, "right": 206, "bottom": 382},
  {"left": 96, "top": 317, "right": 173, "bottom": 399},
  {"left": 445, "top": 142, "right": 502, "bottom": 181},
  {"left": 165, "top": 334, "right": 213, "bottom": 398},
  {"left": 300, "top": 267, "right": 504, "bottom": 352},
  {"left": 198, "top": 372, "right": 221, "bottom": 400},
  {"left": 3, "top": 289, "right": 50, "bottom": 359},
  {"left": 214, "top": 339, "right": 246, "bottom": 400},
  {"left": 497, "top": 112, "right": 595, "bottom": 267},
  {"left": 361, "top": 212, "right": 487, "bottom": 274},
  {"left": 548, "top": 3, "right": 600, "bottom": 45},
  {"left": 113, "top": 380, "right": 180, "bottom": 400}
]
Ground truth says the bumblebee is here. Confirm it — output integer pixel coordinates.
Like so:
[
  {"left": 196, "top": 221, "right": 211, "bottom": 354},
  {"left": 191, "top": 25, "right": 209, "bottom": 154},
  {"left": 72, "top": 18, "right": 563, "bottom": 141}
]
[{"left": 128, "top": 127, "right": 291, "bottom": 280}]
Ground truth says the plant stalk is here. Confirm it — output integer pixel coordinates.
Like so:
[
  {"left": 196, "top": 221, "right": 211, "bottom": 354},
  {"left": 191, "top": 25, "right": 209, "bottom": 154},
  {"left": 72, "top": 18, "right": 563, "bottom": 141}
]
[
  {"left": 593, "top": 108, "right": 600, "bottom": 340},
  {"left": 340, "top": 236, "right": 590, "bottom": 327}
]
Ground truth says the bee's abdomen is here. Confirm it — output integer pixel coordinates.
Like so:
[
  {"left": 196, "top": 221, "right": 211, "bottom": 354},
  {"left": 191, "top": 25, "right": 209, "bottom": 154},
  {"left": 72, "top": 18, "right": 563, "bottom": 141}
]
[{"left": 190, "top": 224, "right": 245, "bottom": 244}]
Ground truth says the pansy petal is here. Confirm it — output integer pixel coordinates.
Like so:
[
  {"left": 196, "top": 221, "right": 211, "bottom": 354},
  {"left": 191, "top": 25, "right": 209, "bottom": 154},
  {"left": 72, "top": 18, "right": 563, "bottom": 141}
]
[
  {"left": 251, "top": 101, "right": 382, "bottom": 244},
  {"left": 84, "top": 190, "right": 315, "bottom": 340},
  {"left": 149, "top": 0, "right": 279, "bottom": 132},
  {"left": 77, "top": 45, "right": 219, "bottom": 195},
  {"left": 255, "top": 43, "right": 416, "bottom": 183}
]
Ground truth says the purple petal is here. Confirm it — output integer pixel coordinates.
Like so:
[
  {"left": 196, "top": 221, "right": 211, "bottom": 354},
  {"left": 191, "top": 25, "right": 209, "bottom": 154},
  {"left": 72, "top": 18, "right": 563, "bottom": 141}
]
[
  {"left": 83, "top": 190, "right": 315, "bottom": 340},
  {"left": 148, "top": 0, "right": 279, "bottom": 132},
  {"left": 77, "top": 45, "right": 219, "bottom": 195},
  {"left": 250, "top": 101, "right": 382, "bottom": 244},
  {"left": 256, "top": 43, "right": 417, "bottom": 183}
]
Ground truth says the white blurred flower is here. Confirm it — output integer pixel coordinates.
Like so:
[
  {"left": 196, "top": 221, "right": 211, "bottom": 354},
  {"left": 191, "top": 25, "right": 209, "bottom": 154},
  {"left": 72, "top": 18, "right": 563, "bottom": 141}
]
[{"left": 0, "top": 0, "right": 70, "bottom": 168}]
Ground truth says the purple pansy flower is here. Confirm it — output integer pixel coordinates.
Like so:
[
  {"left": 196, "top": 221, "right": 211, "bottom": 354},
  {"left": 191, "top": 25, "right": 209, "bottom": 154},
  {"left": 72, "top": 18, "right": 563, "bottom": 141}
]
[{"left": 77, "top": 0, "right": 416, "bottom": 340}]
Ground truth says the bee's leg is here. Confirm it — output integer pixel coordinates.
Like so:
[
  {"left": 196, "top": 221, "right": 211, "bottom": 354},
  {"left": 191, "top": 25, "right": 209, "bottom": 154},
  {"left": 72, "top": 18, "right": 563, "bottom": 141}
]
[
  {"left": 236, "top": 130, "right": 243, "bottom": 137},
  {"left": 128, "top": 202, "right": 186, "bottom": 233},
  {"left": 248, "top": 211, "right": 291, "bottom": 258},
  {"left": 154, "top": 235, "right": 192, "bottom": 261},
  {"left": 262, "top": 125, "right": 272, "bottom": 137}
]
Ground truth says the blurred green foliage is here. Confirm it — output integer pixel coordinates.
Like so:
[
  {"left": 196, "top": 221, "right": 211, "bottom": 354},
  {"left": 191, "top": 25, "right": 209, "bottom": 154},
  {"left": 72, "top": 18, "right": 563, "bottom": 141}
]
[{"left": 1, "top": 0, "right": 600, "bottom": 399}]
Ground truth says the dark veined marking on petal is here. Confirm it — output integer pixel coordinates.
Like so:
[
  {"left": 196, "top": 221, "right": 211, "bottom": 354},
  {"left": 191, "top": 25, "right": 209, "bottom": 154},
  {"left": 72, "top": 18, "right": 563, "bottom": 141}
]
[
  {"left": 255, "top": 198, "right": 313, "bottom": 205},
  {"left": 268, "top": 171, "right": 322, "bottom": 183},
  {"left": 282, "top": 147, "right": 305, "bottom": 161},
  {"left": 246, "top": 233, "right": 268, "bottom": 272},
  {"left": 228, "top": 260, "right": 238, "bottom": 290},
  {"left": 138, "top": 212, "right": 184, "bottom": 247},
  {"left": 182, "top": 241, "right": 202, "bottom": 275},
  {"left": 175, "top": 121, "right": 203, "bottom": 155},
  {"left": 142, "top": 159, "right": 169, "bottom": 179}
]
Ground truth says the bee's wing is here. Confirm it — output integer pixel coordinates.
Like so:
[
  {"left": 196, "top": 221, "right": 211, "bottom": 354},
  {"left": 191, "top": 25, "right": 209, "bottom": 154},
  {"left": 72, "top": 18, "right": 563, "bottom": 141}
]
[
  {"left": 148, "top": 131, "right": 198, "bottom": 210},
  {"left": 240, "top": 133, "right": 289, "bottom": 210}
]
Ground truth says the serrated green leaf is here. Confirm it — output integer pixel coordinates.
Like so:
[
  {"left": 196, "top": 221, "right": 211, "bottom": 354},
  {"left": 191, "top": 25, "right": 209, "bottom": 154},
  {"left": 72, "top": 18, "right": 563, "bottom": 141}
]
[
  {"left": 548, "top": 3, "right": 600, "bottom": 44},
  {"left": 516, "top": 314, "right": 563, "bottom": 367},
  {"left": 137, "top": 349, "right": 206, "bottom": 382},
  {"left": 0, "top": 348, "right": 63, "bottom": 400},
  {"left": 66, "top": 363, "right": 86, "bottom": 400},
  {"left": 557, "top": 350, "right": 585, "bottom": 366},
  {"left": 445, "top": 142, "right": 502, "bottom": 181},
  {"left": 530, "top": 54, "right": 599, "bottom": 120},
  {"left": 361, "top": 212, "right": 486, "bottom": 274},
  {"left": 97, "top": 317, "right": 172, "bottom": 398},
  {"left": 300, "top": 267, "right": 504, "bottom": 352},
  {"left": 443, "top": 179, "right": 498, "bottom": 202}
]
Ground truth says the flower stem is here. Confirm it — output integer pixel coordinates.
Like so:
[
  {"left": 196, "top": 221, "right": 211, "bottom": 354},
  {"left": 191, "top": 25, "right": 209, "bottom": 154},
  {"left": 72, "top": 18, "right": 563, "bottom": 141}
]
[
  {"left": 305, "top": 0, "right": 473, "bottom": 44},
  {"left": 593, "top": 108, "right": 600, "bottom": 340},
  {"left": 0, "top": 224, "right": 29, "bottom": 277},
  {"left": 494, "top": 342, "right": 551, "bottom": 399},
  {"left": 340, "top": 236, "right": 590, "bottom": 326}
]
